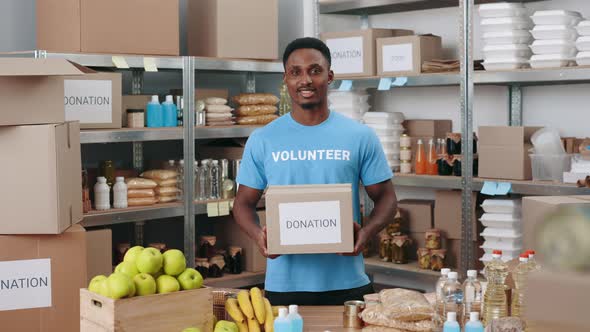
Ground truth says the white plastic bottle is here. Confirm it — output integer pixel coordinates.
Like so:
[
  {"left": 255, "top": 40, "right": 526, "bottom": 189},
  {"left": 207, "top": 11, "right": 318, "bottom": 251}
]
[
  {"left": 443, "top": 312, "right": 460, "bottom": 332},
  {"left": 464, "top": 312, "right": 484, "bottom": 332},
  {"left": 442, "top": 272, "right": 463, "bottom": 326},
  {"left": 274, "top": 308, "right": 292, "bottom": 332},
  {"left": 94, "top": 177, "right": 110, "bottom": 210},
  {"left": 435, "top": 268, "right": 451, "bottom": 328},
  {"left": 462, "top": 270, "right": 482, "bottom": 325},
  {"left": 113, "top": 177, "right": 128, "bottom": 209},
  {"left": 287, "top": 305, "right": 303, "bottom": 332}
]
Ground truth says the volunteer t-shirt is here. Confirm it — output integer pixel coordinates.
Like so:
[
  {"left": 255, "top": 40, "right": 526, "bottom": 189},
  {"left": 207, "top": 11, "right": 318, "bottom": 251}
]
[{"left": 237, "top": 111, "right": 393, "bottom": 292}]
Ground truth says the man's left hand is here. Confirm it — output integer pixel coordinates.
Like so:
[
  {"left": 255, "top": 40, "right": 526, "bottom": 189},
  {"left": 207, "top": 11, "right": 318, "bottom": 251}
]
[{"left": 339, "top": 223, "right": 368, "bottom": 256}]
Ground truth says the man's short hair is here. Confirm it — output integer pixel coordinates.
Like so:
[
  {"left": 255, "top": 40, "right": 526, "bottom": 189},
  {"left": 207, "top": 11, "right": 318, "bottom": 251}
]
[{"left": 282, "top": 37, "right": 332, "bottom": 68}]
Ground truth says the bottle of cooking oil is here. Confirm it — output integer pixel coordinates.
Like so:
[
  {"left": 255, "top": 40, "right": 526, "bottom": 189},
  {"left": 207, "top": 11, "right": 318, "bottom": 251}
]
[
  {"left": 511, "top": 254, "right": 532, "bottom": 318},
  {"left": 525, "top": 250, "right": 541, "bottom": 271},
  {"left": 482, "top": 250, "right": 508, "bottom": 326}
]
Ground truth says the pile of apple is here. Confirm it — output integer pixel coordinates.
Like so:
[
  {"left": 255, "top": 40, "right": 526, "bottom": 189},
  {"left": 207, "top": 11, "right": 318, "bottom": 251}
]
[{"left": 88, "top": 246, "right": 203, "bottom": 299}]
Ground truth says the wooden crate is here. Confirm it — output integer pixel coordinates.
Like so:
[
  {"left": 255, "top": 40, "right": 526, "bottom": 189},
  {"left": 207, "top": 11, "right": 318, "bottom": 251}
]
[{"left": 80, "top": 287, "right": 214, "bottom": 332}]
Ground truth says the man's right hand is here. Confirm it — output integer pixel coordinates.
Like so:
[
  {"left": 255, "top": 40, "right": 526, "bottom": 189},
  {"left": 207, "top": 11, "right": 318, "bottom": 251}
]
[{"left": 257, "top": 226, "right": 280, "bottom": 259}]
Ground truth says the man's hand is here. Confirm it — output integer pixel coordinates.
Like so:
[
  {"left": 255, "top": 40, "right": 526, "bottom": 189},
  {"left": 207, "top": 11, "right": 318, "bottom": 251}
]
[
  {"left": 256, "top": 226, "right": 280, "bottom": 259},
  {"left": 340, "top": 223, "right": 368, "bottom": 256}
]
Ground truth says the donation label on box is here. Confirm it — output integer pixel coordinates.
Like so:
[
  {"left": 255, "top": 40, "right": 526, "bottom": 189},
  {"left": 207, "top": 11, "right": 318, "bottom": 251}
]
[
  {"left": 382, "top": 43, "right": 413, "bottom": 72},
  {"left": 0, "top": 259, "right": 52, "bottom": 311},
  {"left": 326, "top": 37, "right": 364, "bottom": 74},
  {"left": 64, "top": 79, "right": 113, "bottom": 123},
  {"left": 279, "top": 200, "right": 342, "bottom": 246}
]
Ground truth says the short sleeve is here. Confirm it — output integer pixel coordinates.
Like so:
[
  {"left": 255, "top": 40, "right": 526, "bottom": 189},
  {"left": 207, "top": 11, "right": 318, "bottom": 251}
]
[
  {"left": 236, "top": 131, "right": 268, "bottom": 190},
  {"left": 360, "top": 129, "right": 394, "bottom": 186}
]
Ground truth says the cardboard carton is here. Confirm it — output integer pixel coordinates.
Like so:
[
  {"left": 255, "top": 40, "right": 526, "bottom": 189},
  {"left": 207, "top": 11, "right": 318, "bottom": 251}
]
[
  {"left": 122, "top": 95, "right": 152, "bottom": 127},
  {"left": 404, "top": 120, "right": 452, "bottom": 139},
  {"left": 321, "top": 29, "right": 413, "bottom": 77},
  {"left": 188, "top": 0, "right": 279, "bottom": 59},
  {"left": 408, "top": 232, "right": 426, "bottom": 260},
  {"left": 434, "top": 190, "right": 478, "bottom": 240},
  {"left": 478, "top": 126, "right": 542, "bottom": 180},
  {"left": 0, "top": 122, "right": 82, "bottom": 234},
  {"left": 0, "top": 59, "right": 85, "bottom": 126},
  {"left": 37, "top": 0, "right": 81, "bottom": 53},
  {"left": 0, "top": 225, "right": 88, "bottom": 332},
  {"left": 86, "top": 229, "right": 112, "bottom": 283},
  {"left": 196, "top": 89, "right": 230, "bottom": 100},
  {"left": 445, "top": 239, "right": 483, "bottom": 271},
  {"left": 377, "top": 35, "right": 442, "bottom": 77},
  {"left": 197, "top": 140, "right": 246, "bottom": 161},
  {"left": 265, "top": 184, "right": 354, "bottom": 255},
  {"left": 398, "top": 200, "right": 434, "bottom": 232}
]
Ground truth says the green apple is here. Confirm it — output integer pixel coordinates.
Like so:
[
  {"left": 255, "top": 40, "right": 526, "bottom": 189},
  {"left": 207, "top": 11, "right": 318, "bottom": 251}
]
[
  {"left": 136, "top": 247, "right": 163, "bottom": 275},
  {"left": 156, "top": 275, "right": 180, "bottom": 294},
  {"left": 115, "top": 261, "right": 139, "bottom": 279},
  {"left": 98, "top": 278, "right": 111, "bottom": 297},
  {"left": 107, "top": 273, "right": 133, "bottom": 299},
  {"left": 123, "top": 245, "right": 144, "bottom": 264},
  {"left": 127, "top": 275, "right": 136, "bottom": 297},
  {"left": 162, "top": 249, "right": 186, "bottom": 276},
  {"left": 177, "top": 268, "right": 203, "bottom": 290},
  {"left": 214, "top": 321, "right": 238, "bottom": 332},
  {"left": 133, "top": 273, "right": 156, "bottom": 296},
  {"left": 182, "top": 328, "right": 201, "bottom": 332},
  {"left": 88, "top": 275, "right": 107, "bottom": 294}
]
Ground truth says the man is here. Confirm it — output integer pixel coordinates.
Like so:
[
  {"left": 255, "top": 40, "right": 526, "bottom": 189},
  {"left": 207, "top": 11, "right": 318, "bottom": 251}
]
[{"left": 233, "top": 37, "right": 397, "bottom": 305}]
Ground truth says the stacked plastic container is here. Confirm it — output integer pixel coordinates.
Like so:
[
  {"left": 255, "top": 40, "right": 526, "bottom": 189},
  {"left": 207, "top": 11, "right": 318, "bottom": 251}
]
[
  {"left": 530, "top": 10, "right": 582, "bottom": 69},
  {"left": 328, "top": 90, "right": 369, "bottom": 123},
  {"left": 576, "top": 19, "right": 590, "bottom": 65},
  {"left": 363, "top": 112, "right": 404, "bottom": 171},
  {"left": 479, "top": 199, "right": 523, "bottom": 264},
  {"left": 480, "top": 3, "right": 533, "bottom": 71}
]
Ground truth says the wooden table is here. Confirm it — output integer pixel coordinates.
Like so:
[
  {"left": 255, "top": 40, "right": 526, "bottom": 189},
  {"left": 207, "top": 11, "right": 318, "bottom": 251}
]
[{"left": 299, "top": 306, "right": 360, "bottom": 332}]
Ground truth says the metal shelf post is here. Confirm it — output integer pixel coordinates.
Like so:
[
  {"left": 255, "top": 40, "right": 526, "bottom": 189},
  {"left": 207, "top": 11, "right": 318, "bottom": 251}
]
[
  {"left": 183, "top": 57, "right": 197, "bottom": 268},
  {"left": 509, "top": 85, "right": 523, "bottom": 126}
]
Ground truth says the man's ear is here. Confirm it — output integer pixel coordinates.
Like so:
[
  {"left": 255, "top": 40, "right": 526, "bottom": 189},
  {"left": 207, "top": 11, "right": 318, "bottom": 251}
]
[{"left": 328, "top": 70, "right": 334, "bottom": 84}]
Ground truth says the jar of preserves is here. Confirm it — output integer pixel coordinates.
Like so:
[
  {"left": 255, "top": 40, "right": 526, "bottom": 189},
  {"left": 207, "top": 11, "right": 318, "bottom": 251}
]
[
  {"left": 430, "top": 249, "right": 447, "bottom": 271},
  {"left": 195, "top": 258, "right": 209, "bottom": 279},
  {"left": 379, "top": 234, "right": 392, "bottom": 262},
  {"left": 425, "top": 229, "right": 442, "bottom": 250},
  {"left": 400, "top": 134, "right": 412, "bottom": 148},
  {"left": 400, "top": 160, "right": 412, "bottom": 174},
  {"left": 228, "top": 246, "right": 243, "bottom": 274},
  {"left": 417, "top": 248, "right": 431, "bottom": 269},
  {"left": 209, "top": 255, "right": 225, "bottom": 278},
  {"left": 391, "top": 235, "right": 411, "bottom": 264},
  {"left": 198, "top": 235, "right": 217, "bottom": 259},
  {"left": 127, "top": 109, "right": 145, "bottom": 128},
  {"left": 400, "top": 147, "right": 412, "bottom": 161}
]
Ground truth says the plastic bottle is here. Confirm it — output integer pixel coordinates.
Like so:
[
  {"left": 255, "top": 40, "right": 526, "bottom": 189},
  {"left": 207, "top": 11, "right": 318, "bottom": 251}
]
[
  {"left": 415, "top": 139, "right": 427, "bottom": 175},
  {"left": 511, "top": 254, "right": 532, "bottom": 318},
  {"left": 442, "top": 271, "right": 463, "bottom": 326},
  {"left": 483, "top": 250, "right": 509, "bottom": 325},
  {"left": 435, "top": 268, "right": 451, "bottom": 328},
  {"left": 287, "top": 305, "right": 303, "bottom": 332},
  {"left": 162, "top": 95, "right": 177, "bottom": 127},
  {"left": 94, "top": 177, "right": 110, "bottom": 210},
  {"left": 194, "top": 160, "right": 200, "bottom": 201},
  {"left": 210, "top": 160, "right": 220, "bottom": 199},
  {"left": 462, "top": 270, "right": 482, "bottom": 326},
  {"left": 443, "top": 312, "right": 460, "bottom": 332},
  {"left": 427, "top": 138, "right": 438, "bottom": 175},
  {"left": 465, "top": 312, "right": 484, "bottom": 332},
  {"left": 166, "top": 160, "right": 176, "bottom": 170},
  {"left": 274, "top": 308, "right": 292, "bottom": 332},
  {"left": 199, "top": 160, "right": 210, "bottom": 201},
  {"left": 113, "top": 177, "right": 128, "bottom": 209},
  {"left": 146, "top": 95, "right": 163, "bottom": 127},
  {"left": 525, "top": 250, "right": 541, "bottom": 271}
]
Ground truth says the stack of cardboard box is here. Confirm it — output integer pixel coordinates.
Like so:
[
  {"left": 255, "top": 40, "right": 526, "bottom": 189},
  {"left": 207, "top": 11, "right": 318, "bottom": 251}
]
[{"left": 0, "top": 59, "right": 112, "bottom": 332}]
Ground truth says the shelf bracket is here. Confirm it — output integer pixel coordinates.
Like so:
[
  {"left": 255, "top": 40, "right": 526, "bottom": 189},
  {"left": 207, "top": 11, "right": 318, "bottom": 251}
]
[
  {"left": 131, "top": 69, "right": 144, "bottom": 95},
  {"left": 509, "top": 85, "right": 523, "bottom": 126},
  {"left": 360, "top": 14, "right": 370, "bottom": 29},
  {"left": 246, "top": 72, "right": 256, "bottom": 93}
]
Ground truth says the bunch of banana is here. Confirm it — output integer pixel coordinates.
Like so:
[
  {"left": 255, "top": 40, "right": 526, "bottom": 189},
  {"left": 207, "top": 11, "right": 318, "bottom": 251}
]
[{"left": 225, "top": 287, "right": 277, "bottom": 332}]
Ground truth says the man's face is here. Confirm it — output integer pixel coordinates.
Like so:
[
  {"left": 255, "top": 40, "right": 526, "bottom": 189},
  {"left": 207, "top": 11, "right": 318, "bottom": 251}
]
[{"left": 284, "top": 48, "right": 334, "bottom": 110}]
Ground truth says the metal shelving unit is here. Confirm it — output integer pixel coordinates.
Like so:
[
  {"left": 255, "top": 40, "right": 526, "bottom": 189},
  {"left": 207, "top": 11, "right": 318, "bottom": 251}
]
[
  {"left": 80, "top": 128, "right": 183, "bottom": 144},
  {"left": 81, "top": 203, "right": 184, "bottom": 228},
  {"left": 364, "top": 257, "right": 439, "bottom": 292}
]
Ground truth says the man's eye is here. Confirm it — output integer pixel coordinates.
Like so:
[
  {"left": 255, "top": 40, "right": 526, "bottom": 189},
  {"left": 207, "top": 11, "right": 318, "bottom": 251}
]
[
  {"left": 311, "top": 68, "right": 321, "bottom": 75},
  {"left": 290, "top": 70, "right": 300, "bottom": 76}
]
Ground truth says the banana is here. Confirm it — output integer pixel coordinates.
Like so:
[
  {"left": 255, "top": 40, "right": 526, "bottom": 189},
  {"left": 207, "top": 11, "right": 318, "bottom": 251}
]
[
  {"left": 250, "top": 287, "right": 266, "bottom": 324},
  {"left": 237, "top": 290, "right": 255, "bottom": 321},
  {"left": 247, "top": 318, "right": 261, "bottom": 332},
  {"left": 236, "top": 320, "right": 249, "bottom": 332},
  {"left": 225, "top": 298, "right": 245, "bottom": 324},
  {"left": 264, "top": 298, "right": 274, "bottom": 332}
]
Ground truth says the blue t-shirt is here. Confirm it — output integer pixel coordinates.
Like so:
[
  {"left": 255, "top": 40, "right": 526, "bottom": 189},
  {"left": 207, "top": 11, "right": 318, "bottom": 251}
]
[{"left": 237, "top": 111, "right": 393, "bottom": 292}]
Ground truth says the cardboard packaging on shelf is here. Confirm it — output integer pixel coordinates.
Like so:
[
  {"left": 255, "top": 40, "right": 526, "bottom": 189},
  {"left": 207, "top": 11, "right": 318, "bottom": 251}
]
[
  {"left": 197, "top": 140, "right": 246, "bottom": 161},
  {"left": 398, "top": 200, "right": 434, "bottom": 232},
  {"left": 404, "top": 119, "right": 453, "bottom": 139},
  {"left": 478, "top": 126, "right": 542, "bottom": 180},
  {"left": 321, "top": 29, "right": 413, "bottom": 77},
  {"left": 215, "top": 211, "right": 267, "bottom": 272},
  {"left": 122, "top": 95, "right": 152, "bottom": 127},
  {"left": 265, "top": 184, "right": 354, "bottom": 255},
  {"left": 434, "top": 190, "right": 478, "bottom": 240},
  {"left": 377, "top": 34, "right": 442, "bottom": 77},
  {"left": 0, "top": 225, "right": 88, "bottom": 332},
  {"left": 196, "top": 89, "right": 230, "bottom": 100},
  {"left": 188, "top": 0, "right": 278, "bottom": 59},
  {"left": 0, "top": 122, "right": 82, "bottom": 234},
  {"left": 86, "top": 229, "right": 112, "bottom": 283},
  {"left": 408, "top": 232, "right": 427, "bottom": 260},
  {"left": 445, "top": 239, "right": 483, "bottom": 271}
]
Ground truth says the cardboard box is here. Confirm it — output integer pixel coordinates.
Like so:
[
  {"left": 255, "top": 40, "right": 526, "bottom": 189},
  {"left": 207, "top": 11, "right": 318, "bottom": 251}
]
[
  {"left": 408, "top": 232, "right": 426, "bottom": 260},
  {"left": 0, "top": 225, "right": 88, "bottom": 332},
  {"left": 215, "top": 211, "right": 267, "bottom": 273},
  {"left": 404, "top": 120, "right": 453, "bottom": 139},
  {"left": 398, "top": 200, "right": 434, "bottom": 232},
  {"left": 188, "top": 0, "right": 278, "bottom": 59},
  {"left": 122, "top": 95, "right": 151, "bottom": 127},
  {"left": 522, "top": 196, "right": 590, "bottom": 255},
  {"left": 0, "top": 59, "right": 85, "bottom": 126},
  {"left": 196, "top": 89, "right": 230, "bottom": 100},
  {"left": 377, "top": 35, "right": 442, "bottom": 77},
  {"left": 478, "top": 126, "right": 542, "bottom": 180},
  {"left": 321, "top": 29, "right": 413, "bottom": 77},
  {"left": 445, "top": 239, "right": 483, "bottom": 271},
  {"left": 434, "top": 190, "right": 478, "bottom": 240},
  {"left": 0, "top": 122, "right": 82, "bottom": 234},
  {"left": 37, "top": 0, "right": 81, "bottom": 53},
  {"left": 525, "top": 270, "right": 590, "bottom": 330},
  {"left": 86, "top": 229, "right": 112, "bottom": 283},
  {"left": 265, "top": 184, "right": 354, "bottom": 255},
  {"left": 197, "top": 140, "right": 246, "bottom": 161}
]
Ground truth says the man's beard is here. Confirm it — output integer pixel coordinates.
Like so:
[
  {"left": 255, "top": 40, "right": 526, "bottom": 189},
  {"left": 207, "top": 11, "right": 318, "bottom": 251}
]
[{"left": 300, "top": 102, "right": 320, "bottom": 110}]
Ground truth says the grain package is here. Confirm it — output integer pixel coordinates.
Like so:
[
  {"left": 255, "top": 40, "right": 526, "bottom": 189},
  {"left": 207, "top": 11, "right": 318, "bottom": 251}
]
[
  {"left": 126, "top": 177, "right": 158, "bottom": 189},
  {"left": 205, "top": 96, "right": 234, "bottom": 126},
  {"left": 233, "top": 93, "right": 279, "bottom": 105},
  {"left": 128, "top": 197, "right": 158, "bottom": 206},
  {"left": 155, "top": 186, "right": 180, "bottom": 197},
  {"left": 140, "top": 169, "right": 178, "bottom": 180},
  {"left": 205, "top": 97, "right": 228, "bottom": 105},
  {"left": 378, "top": 289, "right": 434, "bottom": 322},
  {"left": 362, "top": 327, "right": 406, "bottom": 332},
  {"left": 235, "top": 105, "right": 278, "bottom": 116},
  {"left": 236, "top": 114, "right": 278, "bottom": 125},
  {"left": 158, "top": 196, "right": 177, "bottom": 203},
  {"left": 361, "top": 304, "right": 435, "bottom": 332},
  {"left": 127, "top": 188, "right": 156, "bottom": 198},
  {"left": 155, "top": 178, "right": 178, "bottom": 187},
  {"left": 206, "top": 104, "right": 233, "bottom": 113}
]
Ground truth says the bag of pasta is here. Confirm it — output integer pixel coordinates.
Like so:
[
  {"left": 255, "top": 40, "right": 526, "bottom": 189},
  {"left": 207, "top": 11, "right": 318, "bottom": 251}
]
[
  {"left": 155, "top": 178, "right": 178, "bottom": 187},
  {"left": 127, "top": 189, "right": 156, "bottom": 198},
  {"left": 158, "top": 196, "right": 178, "bottom": 203},
  {"left": 233, "top": 93, "right": 279, "bottom": 105},
  {"left": 126, "top": 177, "right": 158, "bottom": 189},
  {"left": 155, "top": 186, "right": 180, "bottom": 197},
  {"left": 360, "top": 304, "right": 435, "bottom": 331},
  {"left": 236, "top": 114, "right": 278, "bottom": 125},
  {"left": 128, "top": 197, "right": 158, "bottom": 207},
  {"left": 235, "top": 105, "right": 277, "bottom": 116},
  {"left": 378, "top": 289, "right": 434, "bottom": 322},
  {"left": 140, "top": 169, "right": 178, "bottom": 180}
]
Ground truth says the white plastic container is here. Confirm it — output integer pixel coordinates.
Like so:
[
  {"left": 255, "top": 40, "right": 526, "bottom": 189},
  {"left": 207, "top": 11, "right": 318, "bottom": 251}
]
[
  {"left": 478, "top": 3, "right": 527, "bottom": 18},
  {"left": 379, "top": 135, "right": 401, "bottom": 144},
  {"left": 481, "top": 17, "right": 533, "bottom": 32},
  {"left": 479, "top": 213, "right": 521, "bottom": 230},
  {"left": 530, "top": 54, "right": 575, "bottom": 69},
  {"left": 113, "top": 176, "right": 128, "bottom": 209},
  {"left": 576, "top": 51, "right": 590, "bottom": 65},
  {"left": 483, "top": 44, "right": 532, "bottom": 59},
  {"left": 481, "top": 242, "right": 522, "bottom": 258},
  {"left": 366, "top": 123, "right": 404, "bottom": 131},
  {"left": 482, "top": 30, "right": 532, "bottom": 45},
  {"left": 530, "top": 154, "right": 572, "bottom": 182},
  {"left": 481, "top": 199, "right": 522, "bottom": 214},
  {"left": 531, "top": 25, "right": 578, "bottom": 40},
  {"left": 94, "top": 176, "right": 110, "bottom": 211},
  {"left": 382, "top": 145, "right": 400, "bottom": 155},
  {"left": 530, "top": 39, "right": 577, "bottom": 56},
  {"left": 480, "top": 254, "right": 514, "bottom": 263},
  {"left": 483, "top": 57, "right": 529, "bottom": 71},
  {"left": 576, "top": 20, "right": 590, "bottom": 36},
  {"left": 482, "top": 237, "right": 523, "bottom": 248},
  {"left": 481, "top": 227, "right": 522, "bottom": 240},
  {"left": 531, "top": 10, "right": 582, "bottom": 26},
  {"left": 576, "top": 36, "right": 590, "bottom": 51},
  {"left": 328, "top": 91, "right": 369, "bottom": 105},
  {"left": 363, "top": 111, "right": 404, "bottom": 122}
]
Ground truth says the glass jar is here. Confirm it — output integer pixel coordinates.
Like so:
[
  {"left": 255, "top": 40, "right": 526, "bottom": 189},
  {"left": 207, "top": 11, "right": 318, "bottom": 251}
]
[
  {"left": 198, "top": 235, "right": 217, "bottom": 259},
  {"left": 391, "top": 235, "right": 411, "bottom": 264},
  {"left": 447, "top": 133, "right": 462, "bottom": 155},
  {"left": 417, "top": 248, "right": 431, "bottom": 269},
  {"left": 400, "top": 134, "right": 412, "bottom": 148},
  {"left": 100, "top": 160, "right": 116, "bottom": 188},
  {"left": 195, "top": 258, "right": 209, "bottom": 279},
  {"left": 425, "top": 229, "right": 442, "bottom": 250},
  {"left": 400, "top": 161, "right": 412, "bottom": 174},
  {"left": 209, "top": 255, "right": 225, "bottom": 278},
  {"left": 400, "top": 147, "right": 412, "bottom": 161},
  {"left": 127, "top": 109, "right": 145, "bottom": 128},
  {"left": 379, "top": 234, "right": 392, "bottom": 262},
  {"left": 430, "top": 249, "right": 447, "bottom": 271},
  {"left": 228, "top": 246, "right": 243, "bottom": 274}
]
